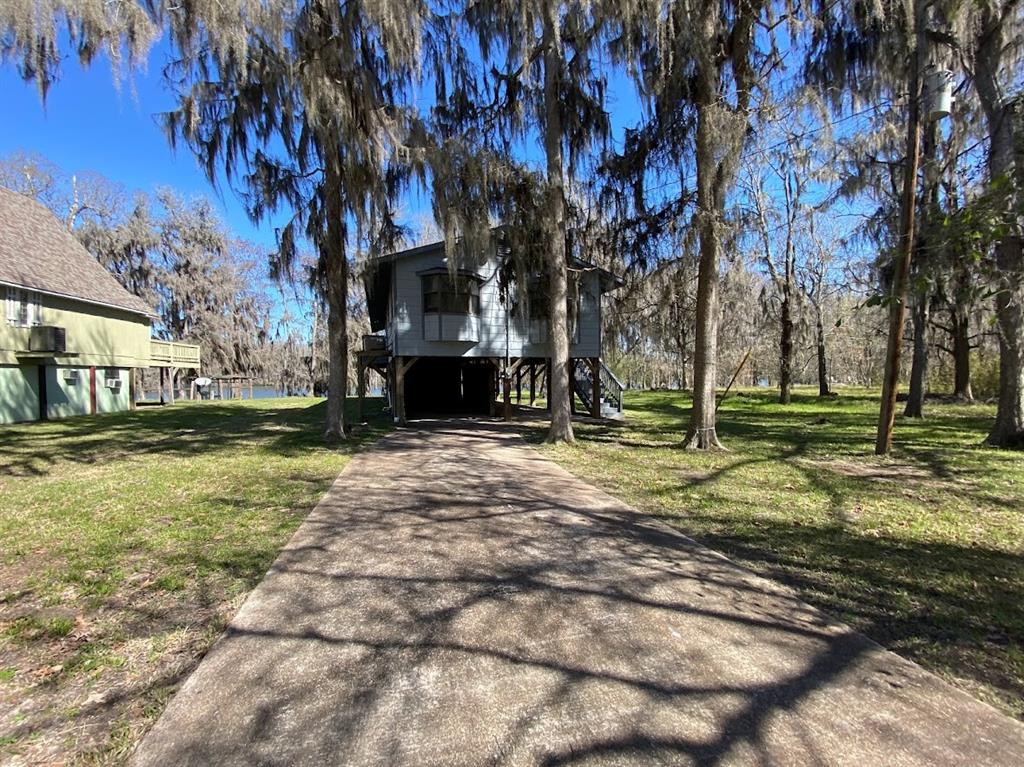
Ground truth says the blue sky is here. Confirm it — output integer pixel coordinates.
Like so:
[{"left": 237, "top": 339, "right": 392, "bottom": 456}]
[
  {"left": 0, "top": 39, "right": 645, "bottom": 339},
  {"left": 1, "top": 38, "right": 646, "bottom": 254},
  {"left": 0, "top": 41, "right": 288, "bottom": 250}
]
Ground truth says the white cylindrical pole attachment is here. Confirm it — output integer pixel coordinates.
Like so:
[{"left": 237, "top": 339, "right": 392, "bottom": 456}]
[{"left": 927, "top": 68, "right": 954, "bottom": 121}]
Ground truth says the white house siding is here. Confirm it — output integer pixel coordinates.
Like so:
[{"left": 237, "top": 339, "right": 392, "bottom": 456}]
[
  {"left": 390, "top": 248, "right": 602, "bottom": 359},
  {"left": 0, "top": 364, "right": 40, "bottom": 424}
]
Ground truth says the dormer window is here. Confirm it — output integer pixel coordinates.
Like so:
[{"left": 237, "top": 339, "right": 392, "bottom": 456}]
[{"left": 422, "top": 273, "right": 481, "bottom": 316}]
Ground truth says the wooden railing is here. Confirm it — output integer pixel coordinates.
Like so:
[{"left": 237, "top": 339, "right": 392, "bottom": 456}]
[
  {"left": 599, "top": 360, "right": 625, "bottom": 415},
  {"left": 150, "top": 340, "right": 201, "bottom": 368}
]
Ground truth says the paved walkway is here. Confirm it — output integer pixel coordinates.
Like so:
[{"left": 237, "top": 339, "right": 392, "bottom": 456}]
[{"left": 132, "top": 421, "right": 1024, "bottom": 766}]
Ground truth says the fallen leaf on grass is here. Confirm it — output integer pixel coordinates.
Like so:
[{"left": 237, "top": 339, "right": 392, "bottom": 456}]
[{"left": 35, "top": 664, "right": 63, "bottom": 680}]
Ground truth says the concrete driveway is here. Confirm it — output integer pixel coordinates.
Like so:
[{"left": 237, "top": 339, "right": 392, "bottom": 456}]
[{"left": 131, "top": 421, "right": 1024, "bottom": 766}]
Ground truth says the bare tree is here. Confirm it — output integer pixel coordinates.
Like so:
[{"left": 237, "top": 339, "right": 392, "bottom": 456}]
[
  {"left": 0, "top": 150, "right": 125, "bottom": 229},
  {"left": 745, "top": 156, "right": 806, "bottom": 405}
]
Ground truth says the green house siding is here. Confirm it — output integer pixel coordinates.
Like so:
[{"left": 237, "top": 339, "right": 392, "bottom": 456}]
[
  {"left": 0, "top": 364, "right": 40, "bottom": 423},
  {"left": 96, "top": 368, "right": 130, "bottom": 413},
  {"left": 1, "top": 291, "right": 153, "bottom": 424},
  {"left": 0, "top": 365, "right": 134, "bottom": 424},
  {"left": 0, "top": 292, "right": 152, "bottom": 368},
  {"left": 45, "top": 366, "right": 92, "bottom": 419}
]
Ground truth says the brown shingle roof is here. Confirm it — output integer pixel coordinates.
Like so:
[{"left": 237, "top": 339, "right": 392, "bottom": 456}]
[{"left": 0, "top": 187, "right": 154, "bottom": 318}]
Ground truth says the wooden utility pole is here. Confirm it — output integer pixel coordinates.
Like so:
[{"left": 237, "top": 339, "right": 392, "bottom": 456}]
[{"left": 876, "top": 4, "right": 925, "bottom": 455}]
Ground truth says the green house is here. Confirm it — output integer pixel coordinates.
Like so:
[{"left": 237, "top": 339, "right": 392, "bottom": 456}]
[{"left": 0, "top": 188, "right": 200, "bottom": 424}]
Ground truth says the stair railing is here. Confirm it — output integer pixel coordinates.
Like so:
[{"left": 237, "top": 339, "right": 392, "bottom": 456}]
[
  {"left": 599, "top": 360, "right": 625, "bottom": 415},
  {"left": 569, "top": 359, "right": 624, "bottom": 417}
]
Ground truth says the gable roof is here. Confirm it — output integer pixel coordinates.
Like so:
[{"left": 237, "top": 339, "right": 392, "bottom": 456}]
[{"left": 0, "top": 188, "right": 154, "bottom": 318}]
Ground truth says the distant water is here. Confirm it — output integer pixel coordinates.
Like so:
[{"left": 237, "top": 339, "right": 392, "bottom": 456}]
[
  {"left": 247, "top": 386, "right": 383, "bottom": 399},
  {"left": 141, "top": 385, "right": 382, "bottom": 401}
]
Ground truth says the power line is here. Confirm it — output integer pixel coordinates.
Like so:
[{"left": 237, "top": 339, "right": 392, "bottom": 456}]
[{"left": 618, "top": 100, "right": 896, "bottom": 206}]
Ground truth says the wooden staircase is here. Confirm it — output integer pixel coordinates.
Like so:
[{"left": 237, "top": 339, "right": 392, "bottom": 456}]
[{"left": 572, "top": 359, "right": 625, "bottom": 420}]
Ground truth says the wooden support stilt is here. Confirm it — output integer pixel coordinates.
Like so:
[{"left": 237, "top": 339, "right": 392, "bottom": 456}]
[
  {"left": 494, "top": 362, "right": 500, "bottom": 401},
  {"left": 130, "top": 368, "right": 138, "bottom": 410},
  {"left": 395, "top": 357, "right": 406, "bottom": 424},
  {"left": 503, "top": 374, "right": 512, "bottom": 421},
  {"left": 356, "top": 356, "right": 366, "bottom": 424},
  {"left": 516, "top": 367, "right": 523, "bottom": 404},
  {"left": 570, "top": 359, "right": 577, "bottom": 415},
  {"left": 545, "top": 359, "right": 551, "bottom": 411},
  {"left": 394, "top": 356, "right": 418, "bottom": 424},
  {"left": 530, "top": 364, "right": 537, "bottom": 406},
  {"left": 249, "top": 379, "right": 254, "bottom": 399},
  {"left": 159, "top": 367, "right": 166, "bottom": 405},
  {"left": 590, "top": 357, "right": 601, "bottom": 418}
]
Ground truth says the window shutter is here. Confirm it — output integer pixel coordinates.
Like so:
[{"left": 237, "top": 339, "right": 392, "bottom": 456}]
[
  {"left": 31, "top": 292, "right": 41, "bottom": 326},
  {"left": 5, "top": 287, "right": 16, "bottom": 324}
]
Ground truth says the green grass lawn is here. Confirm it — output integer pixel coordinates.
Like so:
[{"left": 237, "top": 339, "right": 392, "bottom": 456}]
[
  {"left": 526, "top": 387, "right": 1024, "bottom": 719},
  {"left": 0, "top": 398, "right": 388, "bottom": 765}
]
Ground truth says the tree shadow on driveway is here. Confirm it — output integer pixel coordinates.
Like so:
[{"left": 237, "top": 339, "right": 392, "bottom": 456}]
[{"left": 131, "top": 422, "right": 1024, "bottom": 766}]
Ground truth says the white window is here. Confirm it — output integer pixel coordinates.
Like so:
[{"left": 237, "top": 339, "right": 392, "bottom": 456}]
[{"left": 5, "top": 287, "right": 41, "bottom": 327}]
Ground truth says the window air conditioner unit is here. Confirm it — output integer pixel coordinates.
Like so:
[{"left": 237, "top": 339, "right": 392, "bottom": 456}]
[
  {"left": 63, "top": 369, "right": 80, "bottom": 383},
  {"left": 29, "top": 326, "right": 67, "bottom": 353},
  {"left": 105, "top": 378, "right": 121, "bottom": 389}
]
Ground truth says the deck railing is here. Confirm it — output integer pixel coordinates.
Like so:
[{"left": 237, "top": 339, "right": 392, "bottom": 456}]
[{"left": 150, "top": 339, "right": 202, "bottom": 368}]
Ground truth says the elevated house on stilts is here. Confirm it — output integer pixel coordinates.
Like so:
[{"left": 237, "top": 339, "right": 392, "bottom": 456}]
[{"left": 359, "top": 234, "right": 624, "bottom": 424}]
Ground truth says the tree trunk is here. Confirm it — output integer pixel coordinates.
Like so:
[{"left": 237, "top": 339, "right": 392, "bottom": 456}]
[
  {"left": 683, "top": 100, "right": 724, "bottom": 450},
  {"left": 951, "top": 306, "right": 973, "bottom": 401},
  {"left": 675, "top": 320, "right": 689, "bottom": 390},
  {"left": 323, "top": 171, "right": 348, "bottom": 441},
  {"left": 542, "top": 6, "right": 573, "bottom": 444},
  {"left": 680, "top": 332, "right": 689, "bottom": 391},
  {"left": 309, "top": 302, "right": 319, "bottom": 397},
  {"left": 779, "top": 290, "right": 793, "bottom": 405},
  {"left": 904, "top": 113, "right": 941, "bottom": 419},
  {"left": 976, "top": 28, "right": 1023, "bottom": 446},
  {"left": 988, "top": 229, "right": 1024, "bottom": 447},
  {"left": 778, "top": 171, "right": 797, "bottom": 405},
  {"left": 815, "top": 305, "right": 830, "bottom": 396},
  {"left": 904, "top": 294, "right": 929, "bottom": 418}
]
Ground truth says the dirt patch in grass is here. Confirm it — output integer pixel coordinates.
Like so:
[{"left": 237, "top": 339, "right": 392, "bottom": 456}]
[
  {"left": 823, "top": 459, "right": 935, "bottom": 482},
  {"left": 1, "top": 590, "right": 230, "bottom": 765},
  {"left": 0, "top": 398, "right": 389, "bottom": 765}
]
